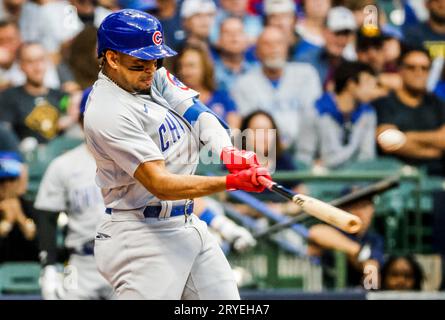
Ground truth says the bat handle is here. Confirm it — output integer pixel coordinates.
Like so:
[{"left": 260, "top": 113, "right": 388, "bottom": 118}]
[{"left": 258, "top": 176, "right": 275, "bottom": 190}]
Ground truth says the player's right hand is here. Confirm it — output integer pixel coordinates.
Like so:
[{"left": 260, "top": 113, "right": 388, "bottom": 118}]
[
  {"left": 39, "top": 265, "right": 63, "bottom": 300},
  {"left": 220, "top": 146, "right": 260, "bottom": 173},
  {"left": 226, "top": 166, "right": 271, "bottom": 193}
]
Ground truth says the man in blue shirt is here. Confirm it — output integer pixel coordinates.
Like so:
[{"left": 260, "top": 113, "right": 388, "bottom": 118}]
[{"left": 212, "top": 17, "right": 256, "bottom": 92}]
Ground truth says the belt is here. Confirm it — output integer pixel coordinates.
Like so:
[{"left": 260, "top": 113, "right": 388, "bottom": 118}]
[{"left": 105, "top": 201, "right": 194, "bottom": 219}]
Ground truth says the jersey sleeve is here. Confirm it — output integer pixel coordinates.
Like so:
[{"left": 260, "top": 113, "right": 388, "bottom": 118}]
[
  {"left": 86, "top": 113, "right": 164, "bottom": 177},
  {"left": 34, "top": 158, "right": 67, "bottom": 212},
  {"left": 152, "top": 67, "right": 199, "bottom": 109}
]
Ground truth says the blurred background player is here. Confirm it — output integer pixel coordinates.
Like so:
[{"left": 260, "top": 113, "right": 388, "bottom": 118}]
[{"left": 34, "top": 88, "right": 113, "bottom": 300}]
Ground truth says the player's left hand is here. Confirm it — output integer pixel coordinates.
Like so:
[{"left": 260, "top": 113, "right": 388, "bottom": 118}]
[{"left": 221, "top": 146, "right": 260, "bottom": 173}]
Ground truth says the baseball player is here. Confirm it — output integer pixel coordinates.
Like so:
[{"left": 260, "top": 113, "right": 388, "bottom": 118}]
[
  {"left": 34, "top": 88, "right": 114, "bottom": 300},
  {"left": 84, "top": 9, "right": 271, "bottom": 300}
]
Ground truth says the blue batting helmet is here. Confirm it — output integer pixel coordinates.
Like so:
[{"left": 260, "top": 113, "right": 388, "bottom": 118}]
[{"left": 97, "top": 9, "right": 177, "bottom": 60}]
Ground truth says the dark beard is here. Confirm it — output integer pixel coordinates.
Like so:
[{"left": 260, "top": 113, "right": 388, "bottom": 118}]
[
  {"left": 430, "top": 11, "right": 445, "bottom": 25},
  {"left": 135, "top": 87, "right": 152, "bottom": 95}
]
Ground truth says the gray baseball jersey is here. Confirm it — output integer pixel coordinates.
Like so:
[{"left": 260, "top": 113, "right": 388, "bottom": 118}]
[
  {"left": 34, "top": 143, "right": 104, "bottom": 250},
  {"left": 85, "top": 68, "right": 240, "bottom": 300},
  {"left": 84, "top": 68, "right": 200, "bottom": 210}
]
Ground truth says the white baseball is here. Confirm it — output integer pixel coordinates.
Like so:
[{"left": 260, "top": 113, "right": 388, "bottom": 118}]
[{"left": 377, "top": 129, "right": 407, "bottom": 151}]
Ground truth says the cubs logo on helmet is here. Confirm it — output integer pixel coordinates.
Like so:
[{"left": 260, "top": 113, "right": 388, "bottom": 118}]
[{"left": 152, "top": 31, "right": 163, "bottom": 45}]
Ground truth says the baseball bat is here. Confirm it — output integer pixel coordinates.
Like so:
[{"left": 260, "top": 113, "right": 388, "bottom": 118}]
[
  {"left": 257, "top": 176, "right": 363, "bottom": 234},
  {"left": 254, "top": 175, "right": 400, "bottom": 238}
]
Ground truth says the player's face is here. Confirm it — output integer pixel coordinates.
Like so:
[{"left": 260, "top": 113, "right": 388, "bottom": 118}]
[
  {"left": 400, "top": 52, "right": 431, "bottom": 94},
  {"left": 112, "top": 52, "right": 157, "bottom": 94},
  {"left": 177, "top": 49, "right": 204, "bottom": 89}
]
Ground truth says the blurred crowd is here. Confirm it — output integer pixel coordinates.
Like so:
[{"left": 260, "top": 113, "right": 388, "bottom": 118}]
[{"left": 1, "top": 0, "right": 445, "bottom": 295}]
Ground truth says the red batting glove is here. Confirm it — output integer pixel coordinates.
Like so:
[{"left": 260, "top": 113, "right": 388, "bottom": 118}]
[
  {"left": 226, "top": 166, "right": 272, "bottom": 193},
  {"left": 220, "top": 146, "right": 260, "bottom": 174}
]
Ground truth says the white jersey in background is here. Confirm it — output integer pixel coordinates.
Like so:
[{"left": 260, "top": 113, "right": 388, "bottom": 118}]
[
  {"left": 34, "top": 143, "right": 113, "bottom": 300},
  {"left": 35, "top": 144, "right": 104, "bottom": 250}
]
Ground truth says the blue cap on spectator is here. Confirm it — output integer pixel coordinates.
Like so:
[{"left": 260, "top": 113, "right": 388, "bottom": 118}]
[
  {"left": 118, "top": 0, "right": 157, "bottom": 11},
  {"left": 80, "top": 86, "right": 93, "bottom": 116},
  {"left": 0, "top": 152, "right": 22, "bottom": 180}
]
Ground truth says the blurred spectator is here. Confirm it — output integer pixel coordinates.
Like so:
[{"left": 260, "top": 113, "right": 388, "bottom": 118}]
[
  {"left": 213, "top": 17, "right": 255, "bottom": 92},
  {"left": 382, "top": 28, "right": 403, "bottom": 73},
  {"left": 153, "top": 0, "right": 184, "bottom": 52},
  {"left": 66, "top": 25, "right": 99, "bottom": 90},
  {"left": 0, "top": 42, "right": 78, "bottom": 145},
  {"left": 301, "top": 61, "right": 378, "bottom": 169},
  {"left": 380, "top": 255, "right": 424, "bottom": 291},
  {"left": 342, "top": 0, "right": 377, "bottom": 27},
  {"left": 0, "top": 0, "right": 43, "bottom": 42},
  {"left": 238, "top": 110, "right": 304, "bottom": 214},
  {"left": 433, "top": 61, "right": 445, "bottom": 101},
  {"left": 231, "top": 26, "right": 321, "bottom": 156},
  {"left": 356, "top": 27, "right": 402, "bottom": 96},
  {"left": 0, "top": 20, "right": 77, "bottom": 91},
  {"left": 308, "top": 187, "right": 384, "bottom": 288},
  {"left": 0, "top": 19, "right": 21, "bottom": 91},
  {"left": 0, "top": 121, "right": 20, "bottom": 152},
  {"left": 296, "top": 6, "right": 357, "bottom": 89},
  {"left": 0, "top": 151, "right": 37, "bottom": 263},
  {"left": 174, "top": 44, "right": 241, "bottom": 128},
  {"left": 296, "top": 0, "right": 331, "bottom": 48},
  {"left": 240, "top": 110, "right": 296, "bottom": 173},
  {"left": 180, "top": 0, "right": 216, "bottom": 49},
  {"left": 263, "top": 0, "right": 310, "bottom": 61},
  {"left": 374, "top": 46, "right": 445, "bottom": 176},
  {"left": 404, "top": 0, "right": 445, "bottom": 59},
  {"left": 209, "top": 0, "right": 263, "bottom": 45},
  {"left": 0, "top": 152, "right": 21, "bottom": 200},
  {"left": 37, "top": 0, "right": 111, "bottom": 63}
]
